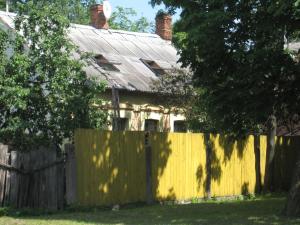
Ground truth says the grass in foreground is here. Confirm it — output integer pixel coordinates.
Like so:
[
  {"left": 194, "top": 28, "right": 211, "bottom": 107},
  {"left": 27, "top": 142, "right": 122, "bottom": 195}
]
[{"left": 0, "top": 195, "right": 300, "bottom": 225}]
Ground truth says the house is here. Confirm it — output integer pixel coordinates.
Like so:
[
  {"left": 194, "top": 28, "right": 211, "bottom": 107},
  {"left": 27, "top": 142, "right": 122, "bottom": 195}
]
[{"left": 0, "top": 4, "right": 188, "bottom": 132}]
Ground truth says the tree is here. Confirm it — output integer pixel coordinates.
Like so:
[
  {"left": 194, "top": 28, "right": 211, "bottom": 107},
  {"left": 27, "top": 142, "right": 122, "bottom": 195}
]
[
  {"left": 151, "top": 0, "right": 300, "bottom": 209},
  {"left": 0, "top": 1, "right": 5, "bottom": 11},
  {"left": 150, "top": 68, "right": 216, "bottom": 133},
  {"left": 151, "top": 69, "right": 193, "bottom": 114},
  {"left": 2, "top": 0, "right": 98, "bottom": 24},
  {"left": 0, "top": 1, "right": 107, "bottom": 151},
  {"left": 3, "top": 1, "right": 154, "bottom": 32},
  {"left": 109, "top": 6, "right": 154, "bottom": 32}
]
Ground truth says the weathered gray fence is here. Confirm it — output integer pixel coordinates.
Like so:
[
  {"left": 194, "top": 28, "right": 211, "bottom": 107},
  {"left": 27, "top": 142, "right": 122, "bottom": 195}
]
[
  {"left": 65, "top": 144, "right": 77, "bottom": 205},
  {"left": 0, "top": 143, "right": 64, "bottom": 210}
]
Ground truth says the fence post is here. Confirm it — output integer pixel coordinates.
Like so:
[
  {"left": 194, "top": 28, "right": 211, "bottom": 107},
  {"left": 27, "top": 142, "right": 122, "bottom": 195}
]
[
  {"left": 204, "top": 133, "right": 212, "bottom": 199},
  {"left": 254, "top": 135, "right": 262, "bottom": 193},
  {"left": 0, "top": 144, "right": 9, "bottom": 206},
  {"left": 65, "top": 144, "right": 77, "bottom": 205},
  {"left": 145, "top": 132, "right": 153, "bottom": 204},
  {"left": 9, "top": 151, "right": 19, "bottom": 208},
  {"left": 3, "top": 149, "right": 10, "bottom": 206}
]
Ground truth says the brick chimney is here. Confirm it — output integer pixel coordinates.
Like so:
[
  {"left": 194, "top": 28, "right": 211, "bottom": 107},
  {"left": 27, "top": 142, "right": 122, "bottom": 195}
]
[
  {"left": 155, "top": 13, "right": 172, "bottom": 41},
  {"left": 90, "top": 4, "right": 109, "bottom": 29}
]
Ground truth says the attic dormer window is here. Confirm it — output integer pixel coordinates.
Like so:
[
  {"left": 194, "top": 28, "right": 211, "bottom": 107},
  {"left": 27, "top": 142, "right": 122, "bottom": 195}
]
[
  {"left": 95, "top": 55, "right": 120, "bottom": 72},
  {"left": 141, "top": 59, "right": 166, "bottom": 76}
]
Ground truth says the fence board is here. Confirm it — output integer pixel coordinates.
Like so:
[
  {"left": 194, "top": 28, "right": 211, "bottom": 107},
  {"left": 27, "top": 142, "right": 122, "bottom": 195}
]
[
  {"left": 18, "top": 153, "right": 30, "bottom": 208},
  {"left": 9, "top": 151, "right": 19, "bottom": 208},
  {"left": 273, "top": 136, "right": 300, "bottom": 191},
  {"left": 66, "top": 144, "right": 77, "bottom": 205},
  {"left": 150, "top": 133, "right": 206, "bottom": 201},
  {"left": 0, "top": 144, "right": 8, "bottom": 206},
  {"left": 3, "top": 150, "right": 10, "bottom": 206},
  {"left": 0, "top": 144, "right": 64, "bottom": 210},
  {"left": 75, "top": 130, "right": 146, "bottom": 206},
  {"left": 74, "top": 129, "right": 298, "bottom": 206},
  {"left": 57, "top": 158, "right": 64, "bottom": 210}
]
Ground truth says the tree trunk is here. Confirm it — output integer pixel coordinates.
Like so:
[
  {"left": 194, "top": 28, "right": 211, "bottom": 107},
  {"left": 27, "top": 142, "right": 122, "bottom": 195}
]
[
  {"left": 283, "top": 153, "right": 300, "bottom": 216},
  {"left": 263, "top": 115, "right": 277, "bottom": 192},
  {"left": 254, "top": 135, "right": 262, "bottom": 193}
]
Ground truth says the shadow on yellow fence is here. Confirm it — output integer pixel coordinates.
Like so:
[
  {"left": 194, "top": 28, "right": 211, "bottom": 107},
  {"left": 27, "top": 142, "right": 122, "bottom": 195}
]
[
  {"left": 273, "top": 136, "right": 300, "bottom": 191},
  {"left": 150, "top": 133, "right": 206, "bottom": 200},
  {"left": 74, "top": 129, "right": 298, "bottom": 206},
  {"left": 207, "top": 135, "right": 263, "bottom": 197},
  {"left": 75, "top": 130, "right": 173, "bottom": 205}
]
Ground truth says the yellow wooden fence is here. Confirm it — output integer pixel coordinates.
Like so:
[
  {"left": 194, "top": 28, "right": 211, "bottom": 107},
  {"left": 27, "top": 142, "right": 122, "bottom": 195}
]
[{"left": 74, "top": 129, "right": 297, "bottom": 206}]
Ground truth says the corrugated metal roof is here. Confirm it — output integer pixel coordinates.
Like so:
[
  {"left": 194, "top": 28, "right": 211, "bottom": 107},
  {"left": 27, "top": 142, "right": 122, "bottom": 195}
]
[
  {"left": 2, "top": 11, "right": 300, "bottom": 93},
  {"left": 0, "top": 11, "right": 181, "bottom": 92},
  {"left": 0, "top": 11, "right": 15, "bottom": 29}
]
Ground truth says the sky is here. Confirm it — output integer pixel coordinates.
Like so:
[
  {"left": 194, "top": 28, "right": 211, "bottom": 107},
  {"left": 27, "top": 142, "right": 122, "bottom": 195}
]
[{"left": 109, "top": 0, "right": 180, "bottom": 22}]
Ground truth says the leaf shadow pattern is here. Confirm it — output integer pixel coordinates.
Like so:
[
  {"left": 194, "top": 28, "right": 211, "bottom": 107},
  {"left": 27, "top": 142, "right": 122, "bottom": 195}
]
[
  {"left": 218, "top": 134, "right": 247, "bottom": 163},
  {"left": 241, "top": 182, "right": 250, "bottom": 195},
  {"left": 75, "top": 130, "right": 296, "bottom": 207},
  {"left": 75, "top": 130, "right": 173, "bottom": 206},
  {"left": 202, "top": 133, "right": 222, "bottom": 198},
  {"left": 202, "top": 133, "right": 259, "bottom": 197},
  {"left": 273, "top": 136, "right": 299, "bottom": 192},
  {"left": 196, "top": 165, "right": 203, "bottom": 192},
  {"left": 150, "top": 132, "right": 173, "bottom": 201}
]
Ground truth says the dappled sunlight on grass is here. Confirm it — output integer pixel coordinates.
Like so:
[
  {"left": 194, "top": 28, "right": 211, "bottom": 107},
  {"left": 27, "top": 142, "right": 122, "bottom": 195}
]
[{"left": 0, "top": 195, "right": 300, "bottom": 225}]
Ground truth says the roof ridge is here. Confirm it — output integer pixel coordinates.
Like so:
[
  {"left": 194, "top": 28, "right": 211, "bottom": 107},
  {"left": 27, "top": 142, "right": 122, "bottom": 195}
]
[
  {"left": 0, "top": 10, "right": 159, "bottom": 38},
  {"left": 70, "top": 23, "right": 159, "bottom": 38},
  {"left": 0, "top": 11, "right": 16, "bottom": 16}
]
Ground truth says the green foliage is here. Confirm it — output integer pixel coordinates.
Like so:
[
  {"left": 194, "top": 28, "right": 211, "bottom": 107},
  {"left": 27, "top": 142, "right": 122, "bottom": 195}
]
[
  {"left": 0, "top": 1, "right": 5, "bottom": 11},
  {"left": 156, "top": 9, "right": 169, "bottom": 18},
  {"left": 109, "top": 6, "right": 154, "bottom": 33},
  {"left": 0, "top": 1, "right": 107, "bottom": 150},
  {"left": 3, "top": 1, "right": 153, "bottom": 32},
  {"left": 244, "top": 193, "right": 256, "bottom": 200},
  {"left": 151, "top": 68, "right": 194, "bottom": 109},
  {"left": 151, "top": 68, "right": 215, "bottom": 133},
  {"left": 187, "top": 89, "right": 218, "bottom": 133},
  {"left": 151, "top": 0, "right": 300, "bottom": 136},
  {"left": 150, "top": 69, "right": 191, "bottom": 117},
  {"left": 1, "top": 0, "right": 98, "bottom": 25}
]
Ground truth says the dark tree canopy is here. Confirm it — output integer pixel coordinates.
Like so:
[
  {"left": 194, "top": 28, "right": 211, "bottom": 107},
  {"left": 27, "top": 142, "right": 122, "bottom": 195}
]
[
  {"left": 151, "top": 0, "right": 300, "bottom": 136},
  {"left": 151, "top": 0, "right": 300, "bottom": 215}
]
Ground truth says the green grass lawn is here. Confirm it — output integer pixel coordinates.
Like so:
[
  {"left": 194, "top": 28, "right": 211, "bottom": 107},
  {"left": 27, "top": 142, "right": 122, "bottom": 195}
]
[{"left": 0, "top": 195, "right": 299, "bottom": 225}]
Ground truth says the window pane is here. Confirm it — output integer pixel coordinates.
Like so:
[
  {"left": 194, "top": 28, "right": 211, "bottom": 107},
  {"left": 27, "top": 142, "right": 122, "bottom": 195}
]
[
  {"left": 145, "top": 119, "right": 159, "bottom": 132},
  {"left": 140, "top": 59, "right": 166, "bottom": 76},
  {"left": 113, "top": 118, "right": 128, "bottom": 131},
  {"left": 174, "top": 121, "right": 187, "bottom": 133},
  {"left": 95, "top": 55, "right": 120, "bottom": 72}
]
